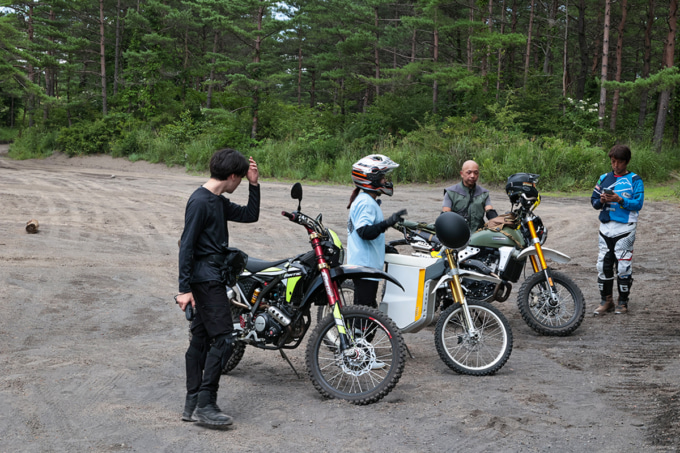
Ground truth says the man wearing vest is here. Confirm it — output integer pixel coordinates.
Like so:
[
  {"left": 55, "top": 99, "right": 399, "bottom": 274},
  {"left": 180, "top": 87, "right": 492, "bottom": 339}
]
[{"left": 442, "top": 160, "right": 498, "bottom": 232}]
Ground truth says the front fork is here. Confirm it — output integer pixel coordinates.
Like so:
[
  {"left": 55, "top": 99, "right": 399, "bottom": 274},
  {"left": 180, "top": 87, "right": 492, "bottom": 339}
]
[
  {"left": 527, "top": 221, "right": 559, "bottom": 302},
  {"left": 443, "top": 249, "right": 479, "bottom": 337},
  {"left": 309, "top": 232, "right": 355, "bottom": 353}
]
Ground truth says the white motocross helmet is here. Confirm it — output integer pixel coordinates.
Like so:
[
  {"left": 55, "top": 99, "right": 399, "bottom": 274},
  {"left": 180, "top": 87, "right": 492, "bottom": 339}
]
[{"left": 351, "top": 154, "right": 399, "bottom": 196}]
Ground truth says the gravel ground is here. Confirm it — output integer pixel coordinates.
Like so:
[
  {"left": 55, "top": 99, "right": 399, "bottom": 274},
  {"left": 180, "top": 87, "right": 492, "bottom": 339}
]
[{"left": 1, "top": 147, "right": 678, "bottom": 452}]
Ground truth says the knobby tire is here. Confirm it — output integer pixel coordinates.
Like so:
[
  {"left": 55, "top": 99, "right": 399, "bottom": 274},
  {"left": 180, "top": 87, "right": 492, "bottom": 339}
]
[
  {"left": 516, "top": 270, "right": 586, "bottom": 336},
  {"left": 434, "top": 300, "right": 512, "bottom": 376},
  {"left": 306, "top": 305, "right": 406, "bottom": 405}
]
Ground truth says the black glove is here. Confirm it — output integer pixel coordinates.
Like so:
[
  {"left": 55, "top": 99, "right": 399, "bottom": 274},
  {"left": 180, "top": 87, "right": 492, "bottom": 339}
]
[
  {"left": 357, "top": 209, "right": 408, "bottom": 240},
  {"left": 386, "top": 209, "right": 408, "bottom": 227},
  {"left": 486, "top": 209, "right": 499, "bottom": 220}
]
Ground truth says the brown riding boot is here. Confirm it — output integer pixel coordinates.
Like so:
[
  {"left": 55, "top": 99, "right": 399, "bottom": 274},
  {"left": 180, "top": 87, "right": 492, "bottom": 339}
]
[
  {"left": 615, "top": 301, "right": 628, "bottom": 314},
  {"left": 594, "top": 295, "right": 615, "bottom": 315}
]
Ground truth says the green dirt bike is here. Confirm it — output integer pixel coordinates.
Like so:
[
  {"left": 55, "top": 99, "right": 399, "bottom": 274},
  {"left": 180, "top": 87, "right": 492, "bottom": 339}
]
[{"left": 388, "top": 173, "right": 586, "bottom": 337}]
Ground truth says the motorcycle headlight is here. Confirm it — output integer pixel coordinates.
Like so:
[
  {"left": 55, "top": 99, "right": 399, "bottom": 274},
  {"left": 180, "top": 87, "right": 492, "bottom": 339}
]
[{"left": 533, "top": 216, "right": 548, "bottom": 245}]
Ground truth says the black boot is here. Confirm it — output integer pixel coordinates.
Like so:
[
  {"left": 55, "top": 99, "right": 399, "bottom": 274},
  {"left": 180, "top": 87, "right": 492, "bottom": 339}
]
[
  {"left": 181, "top": 392, "right": 198, "bottom": 422},
  {"left": 194, "top": 391, "right": 233, "bottom": 426}
]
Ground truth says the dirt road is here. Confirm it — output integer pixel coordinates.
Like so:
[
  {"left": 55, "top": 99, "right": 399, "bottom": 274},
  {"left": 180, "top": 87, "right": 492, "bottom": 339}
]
[{"left": 1, "top": 148, "right": 679, "bottom": 452}]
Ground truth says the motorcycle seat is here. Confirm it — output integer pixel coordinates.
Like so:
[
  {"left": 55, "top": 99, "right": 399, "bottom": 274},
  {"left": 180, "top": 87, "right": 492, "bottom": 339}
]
[{"left": 245, "top": 257, "right": 290, "bottom": 273}]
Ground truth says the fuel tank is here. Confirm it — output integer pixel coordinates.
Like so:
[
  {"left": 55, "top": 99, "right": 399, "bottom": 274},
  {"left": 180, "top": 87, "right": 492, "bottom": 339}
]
[{"left": 468, "top": 226, "right": 525, "bottom": 249}]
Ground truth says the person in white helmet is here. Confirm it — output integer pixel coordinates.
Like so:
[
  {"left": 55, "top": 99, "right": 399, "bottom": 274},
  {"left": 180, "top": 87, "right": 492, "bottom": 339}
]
[{"left": 346, "top": 154, "right": 406, "bottom": 308}]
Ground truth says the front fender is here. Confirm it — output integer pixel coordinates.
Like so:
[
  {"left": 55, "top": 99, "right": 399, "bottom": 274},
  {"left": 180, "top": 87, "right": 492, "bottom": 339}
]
[
  {"left": 516, "top": 246, "right": 571, "bottom": 264},
  {"left": 301, "top": 265, "right": 404, "bottom": 307}
]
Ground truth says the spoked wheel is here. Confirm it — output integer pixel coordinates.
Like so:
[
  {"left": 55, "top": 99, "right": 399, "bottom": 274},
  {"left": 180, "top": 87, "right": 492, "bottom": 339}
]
[
  {"left": 306, "top": 305, "right": 406, "bottom": 405},
  {"left": 517, "top": 270, "right": 586, "bottom": 336},
  {"left": 435, "top": 301, "right": 512, "bottom": 376}
]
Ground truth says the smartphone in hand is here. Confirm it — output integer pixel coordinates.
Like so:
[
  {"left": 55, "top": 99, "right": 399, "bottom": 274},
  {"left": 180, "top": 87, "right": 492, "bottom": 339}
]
[{"left": 603, "top": 188, "right": 614, "bottom": 195}]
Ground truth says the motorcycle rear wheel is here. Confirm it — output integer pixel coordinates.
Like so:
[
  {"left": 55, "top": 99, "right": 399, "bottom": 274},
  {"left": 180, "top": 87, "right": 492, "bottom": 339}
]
[
  {"left": 435, "top": 301, "right": 513, "bottom": 376},
  {"left": 516, "top": 270, "right": 586, "bottom": 336},
  {"left": 221, "top": 282, "right": 256, "bottom": 375},
  {"left": 221, "top": 305, "right": 248, "bottom": 374},
  {"left": 306, "top": 305, "right": 406, "bottom": 405}
]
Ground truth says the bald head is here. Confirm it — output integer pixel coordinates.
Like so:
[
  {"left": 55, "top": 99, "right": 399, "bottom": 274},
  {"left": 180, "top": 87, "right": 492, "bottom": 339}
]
[{"left": 460, "top": 160, "right": 480, "bottom": 188}]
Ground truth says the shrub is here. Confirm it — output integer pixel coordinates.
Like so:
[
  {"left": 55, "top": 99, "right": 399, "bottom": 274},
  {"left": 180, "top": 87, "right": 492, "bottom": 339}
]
[{"left": 8, "top": 128, "right": 58, "bottom": 159}]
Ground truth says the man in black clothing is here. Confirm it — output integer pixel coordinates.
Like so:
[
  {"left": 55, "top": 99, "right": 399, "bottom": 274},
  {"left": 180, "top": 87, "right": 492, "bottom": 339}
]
[{"left": 175, "top": 148, "right": 260, "bottom": 427}]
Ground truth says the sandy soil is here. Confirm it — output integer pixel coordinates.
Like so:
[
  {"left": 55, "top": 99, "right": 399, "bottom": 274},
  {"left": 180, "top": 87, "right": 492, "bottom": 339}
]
[{"left": 1, "top": 146, "right": 679, "bottom": 452}]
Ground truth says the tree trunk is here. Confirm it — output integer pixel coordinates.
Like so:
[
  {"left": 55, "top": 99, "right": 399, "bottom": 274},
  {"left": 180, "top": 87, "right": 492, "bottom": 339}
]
[
  {"left": 207, "top": 32, "right": 218, "bottom": 109},
  {"left": 496, "top": 0, "right": 506, "bottom": 101},
  {"left": 467, "top": 0, "right": 474, "bottom": 71},
  {"left": 407, "top": 29, "right": 416, "bottom": 81},
  {"left": 506, "top": 0, "right": 518, "bottom": 88},
  {"left": 590, "top": 0, "right": 604, "bottom": 76},
  {"left": 523, "top": 0, "right": 535, "bottom": 89},
  {"left": 433, "top": 7, "right": 439, "bottom": 114},
  {"left": 483, "top": 0, "right": 492, "bottom": 92},
  {"left": 542, "top": 0, "right": 558, "bottom": 75},
  {"left": 653, "top": 0, "right": 678, "bottom": 149},
  {"left": 638, "top": 0, "right": 656, "bottom": 131},
  {"left": 297, "top": 34, "right": 303, "bottom": 106},
  {"left": 562, "top": 0, "right": 569, "bottom": 104},
  {"left": 27, "top": 3, "right": 34, "bottom": 127},
  {"left": 610, "top": 0, "right": 628, "bottom": 131},
  {"left": 251, "top": 5, "right": 264, "bottom": 140},
  {"left": 100, "top": 0, "right": 108, "bottom": 116},
  {"left": 374, "top": 7, "right": 380, "bottom": 98},
  {"left": 597, "top": 0, "right": 611, "bottom": 129},
  {"left": 114, "top": 0, "right": 122, "bottom": 96},
  {"left": 575, "top": 0, "right": 588, "bottom": 100}
]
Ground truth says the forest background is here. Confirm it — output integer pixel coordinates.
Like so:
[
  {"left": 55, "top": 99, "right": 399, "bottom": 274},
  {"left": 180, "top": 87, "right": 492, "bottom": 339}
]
[{"left": 1, "top": 0, "right": 680, "bottom": 195}]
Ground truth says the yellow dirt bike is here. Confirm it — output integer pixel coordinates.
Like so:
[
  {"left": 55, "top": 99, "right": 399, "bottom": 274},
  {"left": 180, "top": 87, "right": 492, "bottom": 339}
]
[{"left": 389, "top": 173, "right": 586, "bottom": 337}]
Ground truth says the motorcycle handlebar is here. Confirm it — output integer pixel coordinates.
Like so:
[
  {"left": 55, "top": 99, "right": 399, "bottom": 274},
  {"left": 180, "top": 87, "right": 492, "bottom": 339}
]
[{"left": 281, "top": 210, "right": 295, "bottom": 221}]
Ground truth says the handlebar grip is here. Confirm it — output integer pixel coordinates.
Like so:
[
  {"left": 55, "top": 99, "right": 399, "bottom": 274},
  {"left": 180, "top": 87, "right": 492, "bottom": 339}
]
[{"left": 281, "top": 211, "right": 295, "bottom": 220}]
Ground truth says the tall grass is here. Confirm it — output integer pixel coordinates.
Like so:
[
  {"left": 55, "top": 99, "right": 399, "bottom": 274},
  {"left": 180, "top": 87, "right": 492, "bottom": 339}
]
[
  {"left": 8, "top": 128, "right": 58, "bottom": 159},
  {"left": 5, "top": 117, "right": 680, "bottom": 195}
]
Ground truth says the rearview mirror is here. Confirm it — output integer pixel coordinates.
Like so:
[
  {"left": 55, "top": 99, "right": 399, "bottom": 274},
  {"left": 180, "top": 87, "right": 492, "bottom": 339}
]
[{"left": 291, "top": 182, "right": 303, "bottom": 201}]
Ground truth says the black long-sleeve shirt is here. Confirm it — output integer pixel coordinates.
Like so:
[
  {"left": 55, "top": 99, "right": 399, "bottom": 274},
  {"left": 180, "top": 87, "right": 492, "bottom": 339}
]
[{"left": 178, "top": 184, "right": 260, "bottom": 293}]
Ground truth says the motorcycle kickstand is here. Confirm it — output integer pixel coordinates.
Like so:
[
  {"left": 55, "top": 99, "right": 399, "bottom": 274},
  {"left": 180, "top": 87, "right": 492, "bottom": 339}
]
[
  {"left": 278, "top": 349, "right": 301, "bottom": 379},
  {"left": 404, "top": 343, "right": 415, "bottom": 359}
]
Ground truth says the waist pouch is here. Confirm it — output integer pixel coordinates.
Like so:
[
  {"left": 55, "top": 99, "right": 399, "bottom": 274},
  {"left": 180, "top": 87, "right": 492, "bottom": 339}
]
[{"left": 207, "top": 245, "right": 248, "bottom": 287}]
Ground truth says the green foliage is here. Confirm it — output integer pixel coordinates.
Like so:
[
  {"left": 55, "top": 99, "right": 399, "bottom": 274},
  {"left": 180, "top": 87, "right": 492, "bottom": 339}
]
[
  {"left": 7, "top": 127, "right": 58, "bottom": 159},
  {"left": 56, "top": 114, "right": 135, "bottom": 156},
  {"left": 0, "top": 127, "right": 19, "bottom": 143}
]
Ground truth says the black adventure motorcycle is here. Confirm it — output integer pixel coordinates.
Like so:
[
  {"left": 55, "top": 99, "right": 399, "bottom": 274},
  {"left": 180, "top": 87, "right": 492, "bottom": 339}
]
[{"left": 219, "top": 183, "right": 407, "bottom": 405}]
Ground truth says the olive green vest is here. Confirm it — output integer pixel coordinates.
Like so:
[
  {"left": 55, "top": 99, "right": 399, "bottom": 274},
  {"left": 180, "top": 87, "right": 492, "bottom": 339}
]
[{"left": 445, "top": 185, "right": 489, "bottom": 231}]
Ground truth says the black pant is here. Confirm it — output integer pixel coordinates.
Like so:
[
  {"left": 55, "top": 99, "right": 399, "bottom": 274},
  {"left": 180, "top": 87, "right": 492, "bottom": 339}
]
[
  {"left": 354, "top": 279, "right": 379, "bottom": 308},
  {"left": 185, "top": 281, "right": 234, "bottom": 395}
]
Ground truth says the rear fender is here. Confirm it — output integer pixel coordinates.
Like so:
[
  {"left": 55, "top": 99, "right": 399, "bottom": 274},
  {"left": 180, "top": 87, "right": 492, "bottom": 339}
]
[{"left": 301, "top": 265, "right": 404, "bottom": 307}]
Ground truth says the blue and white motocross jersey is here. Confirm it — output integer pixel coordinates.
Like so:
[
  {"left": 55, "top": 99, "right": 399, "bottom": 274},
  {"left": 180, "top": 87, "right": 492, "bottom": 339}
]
[{"left": 591, "top": 171, "right": 644, "bottom": 224}]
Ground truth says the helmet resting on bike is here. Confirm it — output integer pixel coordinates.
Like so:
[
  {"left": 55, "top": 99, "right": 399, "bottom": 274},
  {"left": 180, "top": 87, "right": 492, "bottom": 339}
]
[
  {"left": 506, "top": 173, "right": 539, "bottom": 204},
  {"left": 351, "top": 154, "right": 399, "bottom": 196}
]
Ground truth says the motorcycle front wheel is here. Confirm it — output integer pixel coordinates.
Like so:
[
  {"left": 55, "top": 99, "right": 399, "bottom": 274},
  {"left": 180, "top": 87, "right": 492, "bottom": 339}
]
[
  {"left": 306, "top": 305, "right": 406, "bottom": 405},
  {"left": 516, "top": 270, "right": 586, "bottom": 336},
  {"left": 434, "top": 301, "right": 513, "bottom": 376}
]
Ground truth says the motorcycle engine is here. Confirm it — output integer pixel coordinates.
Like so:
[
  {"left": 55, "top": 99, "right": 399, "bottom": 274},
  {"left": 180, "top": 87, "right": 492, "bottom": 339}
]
[
  {"left": 460, "top": 248, "right": 501, "bottom": 303},
  {"left": 254, "top": 303, "right": 293, "bottom": 344}
]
